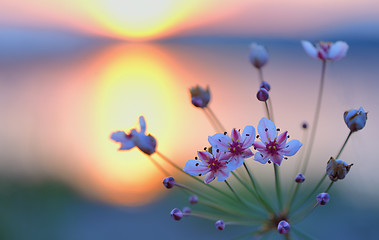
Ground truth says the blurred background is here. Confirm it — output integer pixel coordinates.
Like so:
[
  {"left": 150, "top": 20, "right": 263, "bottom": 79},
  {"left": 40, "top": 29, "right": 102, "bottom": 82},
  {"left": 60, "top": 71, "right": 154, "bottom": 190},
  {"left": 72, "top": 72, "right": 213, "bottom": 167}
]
[{"left": 0, "top": 0, "right": 379, "bottom": 239}]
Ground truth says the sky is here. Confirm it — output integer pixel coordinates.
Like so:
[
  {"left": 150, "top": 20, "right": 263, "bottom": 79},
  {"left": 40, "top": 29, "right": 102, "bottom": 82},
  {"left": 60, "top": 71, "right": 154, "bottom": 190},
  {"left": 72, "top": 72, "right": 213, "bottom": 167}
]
[{"left": 0, "top": 0, "right": 379, "bottom": 40}]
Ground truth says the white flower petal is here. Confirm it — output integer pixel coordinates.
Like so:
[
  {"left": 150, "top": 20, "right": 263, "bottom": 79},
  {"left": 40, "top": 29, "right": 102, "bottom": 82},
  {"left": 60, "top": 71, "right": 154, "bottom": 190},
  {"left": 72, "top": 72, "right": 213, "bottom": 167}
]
[
  {"left": 227, "top": 155, "right": 244, "bottom": 171},
  {"left": 139, "top": 115, "right": 146, "bottom": 133},
  {"left": 204, "top": 172, "right": 216, "bottom": 183},
  {"left": 257, "top": 117, "right": 277, "bottom": 143},
  {"left": 241, "top": 125, "right": 255, "bottom": 148},
  {"left": 208, "top": 133, "right": 230, "bottom": 151},
  {"left": 280, "top": 140, "right": 302, "bottom": 156},
  {"left": 214, "top": 167, "right": 231, "bottom": 182},
  {"left": 254, "top": 152, "right": 269, "bottom": 164},
  {"left": 328, "top": 41, "right": 348, "bottom": 60},
  {"left": 272, "top": 154, "right": 283, "bottom": 166},
  {"left": 183, "top": 160, "right": 209, "bottom": 176},
  {"left": 301, "top": 40, "right": 318, "bottom": 58}
]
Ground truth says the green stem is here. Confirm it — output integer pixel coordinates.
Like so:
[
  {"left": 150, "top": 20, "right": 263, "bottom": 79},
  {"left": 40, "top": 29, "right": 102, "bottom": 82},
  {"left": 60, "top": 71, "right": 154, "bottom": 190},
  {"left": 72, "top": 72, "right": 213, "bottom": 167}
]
[
  {"left": 301, "top": 60, "right": 327, "bottom": 175},
  {"left": 148, "top": 156, "right": 170, "bottom": 176},
  {"left": 336, "top": 131, "right": 353, "bottom": 159},
  {"left": 265, "top": 101, "right": 271, "bottom": 120},
  {"left": 284, "top": 183, "right": 300, "bottom": 215},
  {"left": 206, "top": 106, "right": 226, "bottom": 132},
  {"left": 325, "top": 181, "right": 334, "bottom": 193},
  {"left": 292, "top": 227, "right": 317, "bottom": 240},
  {"left": 225, "top": 180, "right": 245, "bottom": 204},
  {"left": 202, "top": 108, "right": 222, "bottom": 132},
  {"left": 274, "top": 164, "right": 283, "bottom": 210}
]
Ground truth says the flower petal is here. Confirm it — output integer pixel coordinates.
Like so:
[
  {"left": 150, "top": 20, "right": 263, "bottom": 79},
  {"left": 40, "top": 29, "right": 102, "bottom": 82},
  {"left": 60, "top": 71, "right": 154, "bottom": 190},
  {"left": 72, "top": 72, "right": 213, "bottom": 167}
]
[
  {"left": 214, "top": 167, "right": 231, "bottom": 182},
  {"left": 183, "top": 160, "right": 209, "bottom": 176},
  {"left": 204, "top": 171, "right": 216, "bottom": 183},
  {"left": 280, "top": 140, "right": 303, "bottom": 156},
  {"left": 301, "top": 40, "right": 318, "bottom": 58},
  {"left": 111, "top": 131, "right": 135, "bottom": 150},
  {"left": 139, "top": 116, "right": 146, "bottom": 133},
  {"left": 277, "top": 131, "right": 288, "bottom": 147},
  {"left": 208, "top": 133, "right": 230, "bottom": 151},
  {"left": 197, "top": 151, "right": 213, "bottom": 162},
  {"left": 253, "top": 141, "right": 266, "bottom": 151},
  {"left": 231, "top": 128, "right": 241, "bottom": 142},
  {"left": 257, "top": 117, "right": 277, "bottom": 143},
  {"left": 328, "top": 41, "right": 348, "bottom": 60},
  {"left": 242, "top": 149, "right": 254, "bottom": 159},
  {"left": 254, "top": 152, "right": 269, "bottom": 164},
  {"left": 241, "top": 125, "right": 255, "bottom": 148},
  {"left": 227, "top": 155, "right": 244, "bottom": 171},
  {"left": 272, "top": 154, "right": 283, "bottom": 166},
  {"left": 216, "top": 151, "right": 233, "bottom": 161}
]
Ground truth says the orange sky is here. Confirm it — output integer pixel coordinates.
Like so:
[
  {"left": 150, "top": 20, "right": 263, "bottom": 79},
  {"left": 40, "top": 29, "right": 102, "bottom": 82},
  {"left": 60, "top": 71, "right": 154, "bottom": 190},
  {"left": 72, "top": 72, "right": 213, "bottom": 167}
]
[{"left": 0, "top": 0, "right": 378, "bottom": 40}]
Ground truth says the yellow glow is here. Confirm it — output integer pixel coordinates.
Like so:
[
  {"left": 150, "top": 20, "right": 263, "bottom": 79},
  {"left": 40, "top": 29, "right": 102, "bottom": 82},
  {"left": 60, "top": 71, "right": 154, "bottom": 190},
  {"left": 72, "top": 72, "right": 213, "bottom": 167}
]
[
  {"left": 81, "top": 0, "right": 202, "bottom": 40},
  {"left": 85, "top": 43, "right": 183, "bottom": 205}
]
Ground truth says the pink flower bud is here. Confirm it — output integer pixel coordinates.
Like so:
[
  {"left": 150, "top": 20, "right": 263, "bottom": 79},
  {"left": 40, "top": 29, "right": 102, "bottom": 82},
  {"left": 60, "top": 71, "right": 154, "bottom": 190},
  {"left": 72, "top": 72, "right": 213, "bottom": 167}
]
[
  {"left": 182, "top": 206, "right": 191, "bottom": 214},
  {"left": 190, "top": 85, "right": 210, "bottom": 108},
  {"left": 215, "top": 220, "right": 225, "bottom": 230},
  {"left": 295, "top": 173, "right": 305, "bottom": 183},
  {"left": 163, "top": 177, "right": 175, "bottom": 189},
  {"left": 257, "top": 88, "right": 269, "bottom": 102},
  {"left": 189, "top": 195, "right": 198, "bottom": 204},
  {"left": 316, "top": 192, "right": 330, "bottom": 205},
  {"left": 170, "top": 208, "right": 183, "bottom": 221},
  {"left": 277, "top": 220, "right": 290, "bottom": 234},
  {"left": 259, "top": 81, "right": 271, "bottom": 91}
]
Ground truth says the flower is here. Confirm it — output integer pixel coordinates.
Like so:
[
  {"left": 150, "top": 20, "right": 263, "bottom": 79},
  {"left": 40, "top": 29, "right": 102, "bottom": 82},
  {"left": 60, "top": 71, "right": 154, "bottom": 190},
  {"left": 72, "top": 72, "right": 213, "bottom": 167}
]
[
  {"left": 316, "top": 193, "right": 330, "bottom": 205},
  {"left": 277, "top": 220, "right": 290, "bottom": 234},
  {"left": 215, "top": 220, "right": 225, "bottom": 230},
  {"left": 170, "top": 208, "right": 183, "bottom": 221},
  {"left": 163, "top": 177, "right": 175, "bottom": 189},
  {"left": 344, "top": 107, "right": 367, "bottom": 132},
  {"left": 301, "top": 40, "right": 348, "bottom": 61},
  {"left": 183, "top": 148, "right": 232, "bottom": 183},
  {"left": 257, "top": 88, "right": 269, "bottom": 102},
  {"left": 253, "top": 117, "right": 302, "bottom": 166},
  {"left": 295, "top": 173, "right": 305, "bottom": 183},
  {"left": 111, "top": 116, "right": 157, "bottom": 155},
  {"left": 249, "top": 43, "right": 269, "bottom": 68},
  {"left": 208, "top": 126, "right": 255, "bottom": 170},
  {"left": 189, "top": 195, "right": 198, "bottom": 204},
  {"left": 190, "top": 85, "right": 210, "bottom": 108},
  {"left": 260, "top": 81, "right": 271, "bottom": 91},
  {"left": 182, "top": 207, "right": 191, "bottom": 214},
  {"left": 326, "top": 157, "right": 353, "bottom": 182}
]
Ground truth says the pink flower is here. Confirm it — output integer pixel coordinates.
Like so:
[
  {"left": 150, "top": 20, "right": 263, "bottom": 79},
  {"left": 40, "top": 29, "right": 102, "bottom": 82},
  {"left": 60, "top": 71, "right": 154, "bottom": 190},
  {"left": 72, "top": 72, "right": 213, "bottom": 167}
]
[
  {"left": 208, "top": 126, "right": 255, "bottom": 170},
  {"left": 253, "top": 117, "right": 302, "bottom": 166},
  {"left": 183, "top": 148, "right": 232, "bottom": 183},
  {"left": 110, "top": 116, "right": 157, "bottom": 155},
  {"left": 301, "top": 40, "right": 348, "bottom": 61}
]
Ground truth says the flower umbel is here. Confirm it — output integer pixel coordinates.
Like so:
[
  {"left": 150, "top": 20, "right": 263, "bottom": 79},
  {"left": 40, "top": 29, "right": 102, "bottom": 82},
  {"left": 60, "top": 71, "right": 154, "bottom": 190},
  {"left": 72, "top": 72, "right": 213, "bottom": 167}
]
[
  {"left": 301, "top": 40, "right": 348, "bottom": 61},
  {"left": 111, "top": 116, "right": 156, "bottom": 155},
  {"left": 183, "top": 148, "right": 232, "bottom": 183},
  {"left": 253, "top": 117, "right": 302, "bottom": 166},
  {"left": 208, "top": 126, "right": 255, "bottom": 170}
]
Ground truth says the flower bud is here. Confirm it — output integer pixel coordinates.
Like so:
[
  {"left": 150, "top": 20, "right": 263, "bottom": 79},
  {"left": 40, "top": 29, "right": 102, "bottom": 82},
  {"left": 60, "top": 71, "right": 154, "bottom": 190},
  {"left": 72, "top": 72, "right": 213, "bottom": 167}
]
[
  {"left": 163, "top": 176, "right": 175, "bottom": 189},
  {"left": 256, "top": 88, "right": 269, "bottom": 102},
  {"left": 189, "top": 195, "right": 198, "bottom": 204},
  {"left": 182, "top": 206, "right": 191, "bottom": 214},
  {"left": 295, "top": 173, "right": 305, "bottom": 183},
  {"left": 170, "top": 208, "right": 183, "bottom": 221},
  {"left": 344, "top": 107, "right": 367, "bottom": 132},
  {"left": 326, "top": 157, "right": 353, "bottom": 182},
  {"left": 316, "top": 192, "right": 330, "bottom": 205},
  {"left": 215, "top": 220, "right": 225, "bottom": 230},
  {"left": 259, "top": 81, "right": 271, "bottom": 91},
  {"left": 190, "top": 85, "right": 210, "bottom": 108},
  {"left": 249, "top": 43, "right": 269, "bottom": 69},
  {"left": 277, "top": 220, "right": 290, "bottom": 234},
  {"left": 302, "top": 122, "right": 308, "bottom": 129}
]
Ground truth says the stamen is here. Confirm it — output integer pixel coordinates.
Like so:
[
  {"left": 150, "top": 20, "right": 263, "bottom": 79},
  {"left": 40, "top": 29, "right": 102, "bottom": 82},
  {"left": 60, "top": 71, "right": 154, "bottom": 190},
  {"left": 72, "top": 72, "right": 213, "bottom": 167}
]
[
  {"left": 204, "top": 147, "right": 207, "bottom": 150},
  {"left": 265, "top": 128, "right": 268, "bottom": 132},
  {"left": 246, "top": 134, "right": 250, "bottom": 136},
  {"left": 224, "top": 132, "right": 227, "bottom": 135},
  {"left": 195, "top": 157, "right": 198, "bottom": 160},
  {"left": 277, "top": 128, "right": 280, "bottom": 131},
  {"left": 256, "top": 135, "right": 259, "bottom": 138},
  {"left": 198, "top": 174, "right": 202, "bottom": 176},
  {"left": 195, "top": 163, "right": 199, "bottom": 166},
  {"left": 287, "top": 135, "right": 290, "bottom": 138},
  {"left": 216, "top": 149, "right": 220, "bottom": 153},
  {"left": 268, "top": 160, "right": 271, "bottom": 164}
]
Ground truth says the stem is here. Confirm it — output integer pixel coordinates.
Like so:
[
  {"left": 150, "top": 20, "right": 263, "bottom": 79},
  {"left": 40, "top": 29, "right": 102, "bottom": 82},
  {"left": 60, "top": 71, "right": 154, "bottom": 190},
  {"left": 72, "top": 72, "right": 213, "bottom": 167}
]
[
  {"left": 301, "top": 60, "right": 327, "bottom": 174},
  {"left": 202, "top": 108, "right": 221, "bottom": 132},
  {"left": 225, "top": 180, "right": 245, "bottom": 204},
  {"left": 258, "top": 67, "right": 264, "bottom": 83},
  {"left": 265, "top": 101, "right": 271, "bottom": 120},
  {"left": 258, "top": 68, "right": 274, "bottom": 122},
  {"left": 243, "top": 163, "right": 275, "bottom": 213},
  {"left": 284, "top": 183, "right": 300, "bottom": 215},
  {"left": 205, "top": 106, "right": 226, "bottom": 132},
  {"left": 292, "top": 202, "right": 319, "bottom": 223},
  {"left": 148, "top": 156, "right": 170, "bottom": 176},
  {"left": 336, "top": 131, "right": 353, "bottom": 159},
  {"left": 274, "top": 164, "right": 283, "bottom": 210},
  {"left": 325, "top": 181, "right": 334, "bottom": 193},
  {"left": 292, "top": 227, "right": 317, "bottom": 240}
]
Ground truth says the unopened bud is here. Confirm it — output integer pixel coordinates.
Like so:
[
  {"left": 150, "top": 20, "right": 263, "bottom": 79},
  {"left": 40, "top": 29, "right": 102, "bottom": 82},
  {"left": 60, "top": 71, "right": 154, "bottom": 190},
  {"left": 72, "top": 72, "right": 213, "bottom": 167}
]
[
  {"left": 215, "top": 220, "right": 225, "bottom": 230},
  {"left": 344, "top": 107, "right": 367, "bottom": 132},
  {"left": 163, "top": 176, "right": 175, "bottom": 189},
  {"left": 316, "top": 192, "right": 330, "bottom": 205},
  {"left": 182, "top": 206, "right": 191, "bottom": 214},
  {"left": 295, "top": 173, "right": 305, "bottom": 183},
  {"left": 326, "top": 157, "right": 353, "bottom": 182},
  {"left": 257, "top": 88, "right": 269, "bottom": 102},
  {"left": 302, "top": 122, "right": 308, "bottom": 129},
  {"left": 190, "top": 85, "right": 210, "bottom": 108},
  {"left": 277, "top": 220, "right": 290, "bottom": 234},
  {"left": 249, "top": 43, "right": 269, "bottom": 69},
  {"left": 259, "top": 81, "right": 271, "bottom": 91},
  {"left": 189, "top": 195, "right": 198, "bottom": 204},
  {"left": 170, "top": 208, "right": 183, "bottom": 221}
]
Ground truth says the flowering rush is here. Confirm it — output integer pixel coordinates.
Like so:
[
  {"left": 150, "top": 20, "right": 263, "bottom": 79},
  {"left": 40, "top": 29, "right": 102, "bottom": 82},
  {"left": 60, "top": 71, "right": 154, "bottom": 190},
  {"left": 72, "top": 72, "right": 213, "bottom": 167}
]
[{"left": 111, "top": 40, "right": 367, "bottom": 239}]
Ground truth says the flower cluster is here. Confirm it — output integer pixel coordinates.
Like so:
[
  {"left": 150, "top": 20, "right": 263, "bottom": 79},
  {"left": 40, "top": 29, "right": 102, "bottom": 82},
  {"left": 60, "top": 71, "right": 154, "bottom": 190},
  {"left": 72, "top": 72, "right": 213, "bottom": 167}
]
[{"left": 110, "top": 40, "right": 368, "bottom": 239}]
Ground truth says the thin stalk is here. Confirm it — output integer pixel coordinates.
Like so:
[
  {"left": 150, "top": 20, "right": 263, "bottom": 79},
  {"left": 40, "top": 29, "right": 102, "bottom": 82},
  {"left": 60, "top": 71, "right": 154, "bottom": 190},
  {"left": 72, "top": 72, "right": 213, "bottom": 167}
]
[
  {"left": 284, "top": 183, "right": 300, "bottom": 215},
  {"left": 292, "top": 227, "right": 317, "bottom": 240},
  {"left": 205, "top": 106, "right": 226, "bottom": 132},
  {"left": 198, "top": 199, "right": 263, "bottom": 219},
  {"left": 274, "top": 164, "right": 283, "bottom": 210},
  {"left": 156, "top": 151, "right": 235, "bottom": 201},
  {"left": 258, "top": 68, "right": 264, "bottom": 83},
  {"left": 258, "top": 68, "right": 274, "bottom": 122},
  {"left": 301, "top": 60, "right": 327, "bottom": 174},
  {"left": 264, "top": 101, "right": 271, "bottom": 120},
  {"left": 148, "top": 156, "right": 170, "bottom": 176},
  {"left": 202, "top": 108, "right": 222, "bottom": 132},
  {"left": 225, "top": 180, "right": 245, "bottom": 204},
  {"left": 243, "top": 163, "right": 275, "bottom": 213},
  {"left": 336, "top": 131, "right": 353, "bottom": 159},
  {"left": 292, "top": 202, "right": 319, "bottom": 223},
  {"left": 325, "top": 181, "right": 334, "bottom": 193}
]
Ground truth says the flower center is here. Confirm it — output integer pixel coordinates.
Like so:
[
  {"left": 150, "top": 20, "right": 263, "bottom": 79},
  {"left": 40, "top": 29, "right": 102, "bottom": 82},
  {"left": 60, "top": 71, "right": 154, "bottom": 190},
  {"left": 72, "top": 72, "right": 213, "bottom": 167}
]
[
  {"left": 228, "top": 141, "right": 244, "bottom": 155},
  {"left": 206, "top": 157, "right": 223, "bottom": 172},
  {"left": 266, "top": 139, "right": 279, "bottom": 155}
]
